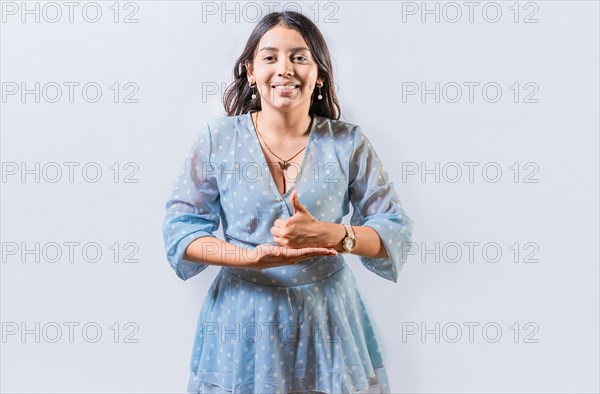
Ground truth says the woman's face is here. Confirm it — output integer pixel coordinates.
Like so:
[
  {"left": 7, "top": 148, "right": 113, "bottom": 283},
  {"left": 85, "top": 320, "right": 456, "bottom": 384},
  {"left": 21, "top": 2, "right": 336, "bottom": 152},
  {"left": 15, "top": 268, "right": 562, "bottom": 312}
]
[{"left": 246, "top": 25, "right": 322, "bottom": 111}]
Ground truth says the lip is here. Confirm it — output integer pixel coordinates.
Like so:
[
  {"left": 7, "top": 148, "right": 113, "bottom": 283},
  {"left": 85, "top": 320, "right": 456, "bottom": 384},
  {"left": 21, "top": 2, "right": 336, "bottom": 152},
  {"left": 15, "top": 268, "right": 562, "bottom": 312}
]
[{"left": 270, "top": 82, "right": 301, "bottom": 88}]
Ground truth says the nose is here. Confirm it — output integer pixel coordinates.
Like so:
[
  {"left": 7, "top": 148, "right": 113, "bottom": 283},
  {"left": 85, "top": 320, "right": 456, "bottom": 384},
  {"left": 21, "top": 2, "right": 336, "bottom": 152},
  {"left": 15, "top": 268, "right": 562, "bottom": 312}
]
[{"left": 277, "top": 56, "right": 294, "bottom": 77}]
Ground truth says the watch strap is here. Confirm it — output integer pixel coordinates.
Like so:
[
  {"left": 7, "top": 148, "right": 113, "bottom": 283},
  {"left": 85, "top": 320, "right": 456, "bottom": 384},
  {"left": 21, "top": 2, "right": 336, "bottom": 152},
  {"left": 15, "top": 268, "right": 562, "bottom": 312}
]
[{"left": 341, "top": 224, "right": 356, "bottom": 253}]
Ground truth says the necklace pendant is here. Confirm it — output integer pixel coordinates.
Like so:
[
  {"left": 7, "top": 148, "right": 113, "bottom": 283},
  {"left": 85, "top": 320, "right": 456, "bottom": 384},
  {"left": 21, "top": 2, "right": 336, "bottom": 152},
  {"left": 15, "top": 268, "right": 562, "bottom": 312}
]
[{"left": 278, "top": 161, "right": 290, "bottom": 170}]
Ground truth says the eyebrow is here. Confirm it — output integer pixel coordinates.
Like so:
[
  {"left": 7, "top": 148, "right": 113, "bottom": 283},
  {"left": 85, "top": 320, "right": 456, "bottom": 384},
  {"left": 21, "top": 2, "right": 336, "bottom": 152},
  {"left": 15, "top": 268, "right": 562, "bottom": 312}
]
[{"left": 258, "top": 46, "right": 310, "bottom": 52}]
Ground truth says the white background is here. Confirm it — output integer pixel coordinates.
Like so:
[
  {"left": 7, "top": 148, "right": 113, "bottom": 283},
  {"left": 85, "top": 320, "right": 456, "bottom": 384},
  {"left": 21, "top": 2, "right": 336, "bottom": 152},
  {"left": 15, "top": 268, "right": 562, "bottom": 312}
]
[{"left": 1, "top": 1, "right": 599, "bottom": 393}]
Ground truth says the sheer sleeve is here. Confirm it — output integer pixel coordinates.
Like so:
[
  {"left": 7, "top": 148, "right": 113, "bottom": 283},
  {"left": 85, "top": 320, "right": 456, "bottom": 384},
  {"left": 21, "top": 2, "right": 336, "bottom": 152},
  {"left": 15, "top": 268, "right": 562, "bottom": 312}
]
[
  {"left": 348, "top": 126, "right": 414, "bottom": 283},
  {"left": 162, "top": 122, "right": 221, "bottom": 281}
]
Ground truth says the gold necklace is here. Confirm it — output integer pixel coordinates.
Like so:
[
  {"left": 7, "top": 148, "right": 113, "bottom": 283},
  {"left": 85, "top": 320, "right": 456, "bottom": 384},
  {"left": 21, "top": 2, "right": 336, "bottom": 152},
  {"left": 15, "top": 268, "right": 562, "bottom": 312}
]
[{"left": 252, "top": 111, "right": 313, "bottom": 194}]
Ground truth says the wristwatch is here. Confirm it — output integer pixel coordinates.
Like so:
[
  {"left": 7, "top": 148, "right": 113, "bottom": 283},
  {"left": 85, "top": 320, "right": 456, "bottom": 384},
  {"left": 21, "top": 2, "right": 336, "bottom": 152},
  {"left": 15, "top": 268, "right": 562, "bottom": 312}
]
[{"left": 339, "top": 224, "right": 357, "bottom": 254}]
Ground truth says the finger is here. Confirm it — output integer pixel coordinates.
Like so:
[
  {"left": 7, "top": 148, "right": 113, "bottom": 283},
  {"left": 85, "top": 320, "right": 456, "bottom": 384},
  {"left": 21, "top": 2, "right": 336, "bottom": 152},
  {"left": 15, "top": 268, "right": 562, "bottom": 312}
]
[
  {"left": 272, "top": 231, "right": 289, "bottom": 242},
  {"left": 269, "top": 244, "right": 281, "bottom": 256},
  {"left": 279, "top": 246, "right": 302, "bottom": 257},
  {"left": 292, "top": 191, "right": 308, "bottom": 213},
  {"left": 291, "top": 191, "right": 298, "bottom": 210},
  {"left": 273, "top": 218, "right": 286, "bottom": 228},
  {"left": 300, "top": 247, "right": 338, "bottom": 255},
  {"left": 295, "top": 251, "right": 337, "bottom": 263},
  {"left": 272, "top": 236, "right": 285, "bottom": 246}
]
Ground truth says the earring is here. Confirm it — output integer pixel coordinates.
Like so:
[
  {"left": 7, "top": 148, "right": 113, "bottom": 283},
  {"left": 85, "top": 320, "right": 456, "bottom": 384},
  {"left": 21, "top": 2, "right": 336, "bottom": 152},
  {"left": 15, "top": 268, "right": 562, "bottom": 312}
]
[
  {"left": 317, "top": 83, "right": 323, "bottom": 100},
  {"left": 249, "top": 80, "right": 256, "bottom": 100}
]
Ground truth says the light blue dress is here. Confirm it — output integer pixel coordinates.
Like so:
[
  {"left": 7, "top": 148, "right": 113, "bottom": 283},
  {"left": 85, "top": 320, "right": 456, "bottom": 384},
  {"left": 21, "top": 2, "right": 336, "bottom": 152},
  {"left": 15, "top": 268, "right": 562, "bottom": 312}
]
[{"left": 162, "top": 110, "right": 414, "bottom": 394}]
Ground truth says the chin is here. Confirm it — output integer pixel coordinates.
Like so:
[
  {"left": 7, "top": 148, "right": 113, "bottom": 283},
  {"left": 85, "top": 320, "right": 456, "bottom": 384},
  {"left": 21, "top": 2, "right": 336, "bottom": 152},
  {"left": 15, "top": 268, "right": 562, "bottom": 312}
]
[{"left": 266, "top": 100, "right": 309, "bottom": 110}]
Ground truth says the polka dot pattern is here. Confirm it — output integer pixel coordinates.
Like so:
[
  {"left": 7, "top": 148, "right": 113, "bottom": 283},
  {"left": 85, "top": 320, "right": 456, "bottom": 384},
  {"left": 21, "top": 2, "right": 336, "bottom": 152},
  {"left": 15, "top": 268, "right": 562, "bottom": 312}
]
[
  {"left": 161, "top": 112, "right": 414, "bottom": 393},
  {"left": 186, "top": 265, "right": 392, "bottom": 393}
]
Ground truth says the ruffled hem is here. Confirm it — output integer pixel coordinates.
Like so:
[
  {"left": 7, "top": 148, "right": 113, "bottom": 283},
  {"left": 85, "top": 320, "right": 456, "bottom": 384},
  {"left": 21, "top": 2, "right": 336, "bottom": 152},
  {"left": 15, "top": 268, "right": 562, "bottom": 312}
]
[
  {"left": 186, "top": 264, "right": 390, "bottom": 394},
  {"left": 188, "top": 366, "right": 391, "bottom": 393}
]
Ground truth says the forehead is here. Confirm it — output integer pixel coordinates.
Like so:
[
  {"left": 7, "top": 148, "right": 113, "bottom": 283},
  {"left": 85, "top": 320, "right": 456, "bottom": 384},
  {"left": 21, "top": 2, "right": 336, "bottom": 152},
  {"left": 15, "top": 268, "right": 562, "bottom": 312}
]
[{"left": 257, "top": 25, "right": 309, "bottom": 51}]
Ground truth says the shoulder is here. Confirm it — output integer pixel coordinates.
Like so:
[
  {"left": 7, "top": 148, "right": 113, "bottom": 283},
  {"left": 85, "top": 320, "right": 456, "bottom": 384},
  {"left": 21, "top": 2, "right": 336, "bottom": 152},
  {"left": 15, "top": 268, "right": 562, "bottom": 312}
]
[
  {"left": 316, "top": 116, "right": 359, "bottom": 133},
  {"left": 194, "top": 113, "right": 246, "bottom": 146},
  {"left": 315, "top": 116, "right": 372, "bottom": 152},
  {"left": 204, "top": 113, "right": 244, "bottom": 134},
  {"left": 313, "top": 116, "right": 363, "bottom": 144}
]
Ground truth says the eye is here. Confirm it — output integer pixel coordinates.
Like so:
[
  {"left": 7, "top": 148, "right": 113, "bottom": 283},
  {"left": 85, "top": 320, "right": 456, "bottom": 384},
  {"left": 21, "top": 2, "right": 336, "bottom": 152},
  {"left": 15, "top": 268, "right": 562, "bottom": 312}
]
[
  {"left": 263, "top": 55, "right": 276, "bottom": 61},
  {"left": 294, "top": 55, "right": 308, "bottom": 62}
]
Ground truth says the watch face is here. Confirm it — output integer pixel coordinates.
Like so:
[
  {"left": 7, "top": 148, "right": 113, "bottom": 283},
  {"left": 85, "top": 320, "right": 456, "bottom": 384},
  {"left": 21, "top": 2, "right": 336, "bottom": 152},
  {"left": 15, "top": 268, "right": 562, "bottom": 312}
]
[{"left": 344, "top": 238, "right": 356, "bottom": 250}]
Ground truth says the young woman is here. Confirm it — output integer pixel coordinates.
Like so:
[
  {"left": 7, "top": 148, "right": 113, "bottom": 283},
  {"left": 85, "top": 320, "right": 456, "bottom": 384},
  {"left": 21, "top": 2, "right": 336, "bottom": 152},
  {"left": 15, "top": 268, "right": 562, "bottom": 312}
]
[{"left": 163, "top": 11, "right": 414, "bottom": 394}]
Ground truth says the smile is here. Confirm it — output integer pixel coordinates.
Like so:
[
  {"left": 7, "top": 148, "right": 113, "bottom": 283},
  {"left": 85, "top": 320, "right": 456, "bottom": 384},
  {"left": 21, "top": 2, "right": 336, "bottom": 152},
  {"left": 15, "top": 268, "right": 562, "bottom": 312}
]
[{"left": 271, "top": 84, "right": 300, "bottom": 91}]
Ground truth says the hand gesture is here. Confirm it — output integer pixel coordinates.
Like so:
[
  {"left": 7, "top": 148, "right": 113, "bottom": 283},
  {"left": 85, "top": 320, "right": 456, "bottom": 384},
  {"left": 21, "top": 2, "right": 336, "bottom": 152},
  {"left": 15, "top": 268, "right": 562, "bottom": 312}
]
[
  {"left": 245, "top": 242, "right": 337, "bottom": 269},
  {"left": 271, "top": 189, "right": 324, "bottom": 249}
]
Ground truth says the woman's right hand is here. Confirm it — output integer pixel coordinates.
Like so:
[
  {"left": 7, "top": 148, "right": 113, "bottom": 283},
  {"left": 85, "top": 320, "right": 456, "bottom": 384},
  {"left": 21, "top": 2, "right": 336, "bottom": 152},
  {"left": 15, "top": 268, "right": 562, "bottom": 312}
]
[{"left": 242, "top": 243, "right": 338, "bottom": 269}]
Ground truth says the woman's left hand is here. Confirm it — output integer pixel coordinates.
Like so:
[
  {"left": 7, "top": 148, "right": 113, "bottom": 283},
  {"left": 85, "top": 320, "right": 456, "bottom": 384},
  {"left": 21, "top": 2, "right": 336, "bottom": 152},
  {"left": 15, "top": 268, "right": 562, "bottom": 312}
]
[{"left": 270, "top": 189, "right": 327, "bottom": 249}]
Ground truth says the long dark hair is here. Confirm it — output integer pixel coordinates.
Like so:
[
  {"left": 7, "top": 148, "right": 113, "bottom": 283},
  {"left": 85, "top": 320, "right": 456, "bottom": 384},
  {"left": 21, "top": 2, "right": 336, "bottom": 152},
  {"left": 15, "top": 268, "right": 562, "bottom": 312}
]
[{"left": 223, "top": 11, "right": 340, "bottom": 120}]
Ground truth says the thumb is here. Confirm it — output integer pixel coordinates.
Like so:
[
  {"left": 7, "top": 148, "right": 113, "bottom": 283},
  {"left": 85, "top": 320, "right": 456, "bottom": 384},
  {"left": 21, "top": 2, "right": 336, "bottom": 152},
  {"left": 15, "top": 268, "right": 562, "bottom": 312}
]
[{"left": 292, "top": 190, "right": 308, "bottom": 215}]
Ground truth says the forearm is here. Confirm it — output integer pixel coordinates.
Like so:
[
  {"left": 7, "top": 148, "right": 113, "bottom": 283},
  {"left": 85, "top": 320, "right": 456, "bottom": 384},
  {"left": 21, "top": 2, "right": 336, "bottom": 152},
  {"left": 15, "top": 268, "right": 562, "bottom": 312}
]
[
  {"left": 183, "top": 236, "right": 255, "bottom": 268},
  {"left": 320, "top": 222, "right": 389, "bottom": 259}
]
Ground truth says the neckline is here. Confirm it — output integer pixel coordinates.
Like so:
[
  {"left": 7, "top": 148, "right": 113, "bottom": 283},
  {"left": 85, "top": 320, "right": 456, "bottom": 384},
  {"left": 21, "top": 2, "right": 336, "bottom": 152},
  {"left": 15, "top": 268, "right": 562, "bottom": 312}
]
[{"left": 246, "top": 110, "right": 318, "bottom": 201}]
